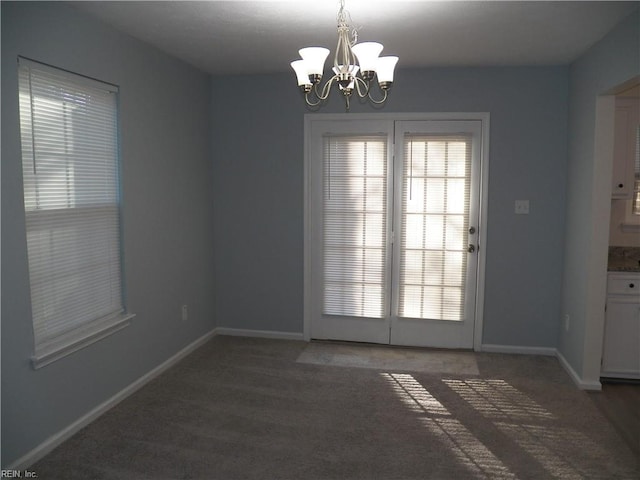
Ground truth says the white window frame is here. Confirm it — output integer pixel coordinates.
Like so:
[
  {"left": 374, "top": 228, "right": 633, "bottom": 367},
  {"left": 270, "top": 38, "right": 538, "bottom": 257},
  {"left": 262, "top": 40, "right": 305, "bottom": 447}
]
[
  {"left": 303, "top": 112, "right": 490, "bottom": 350},
  {"left": 18, "top": 57, "right": 133, "bottom": 369}
]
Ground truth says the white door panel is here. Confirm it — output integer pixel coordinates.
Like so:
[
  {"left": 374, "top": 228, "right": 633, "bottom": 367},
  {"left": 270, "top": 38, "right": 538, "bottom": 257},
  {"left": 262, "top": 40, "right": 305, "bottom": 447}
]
[
  {"left": 391, "top": 121, "right": 482, "bottom": 348},
  {"left": 309, "top": 119, "right": 394, "bottom": 342}
]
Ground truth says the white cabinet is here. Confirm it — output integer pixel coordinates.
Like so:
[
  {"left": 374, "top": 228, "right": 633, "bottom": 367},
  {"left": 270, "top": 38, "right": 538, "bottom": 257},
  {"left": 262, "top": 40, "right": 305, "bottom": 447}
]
[
  {"left": 601, "top": 273, "right": 640, "bottom": 379},
  {"left": 611, "top": 98, "right": 638, "bottom": 199}
]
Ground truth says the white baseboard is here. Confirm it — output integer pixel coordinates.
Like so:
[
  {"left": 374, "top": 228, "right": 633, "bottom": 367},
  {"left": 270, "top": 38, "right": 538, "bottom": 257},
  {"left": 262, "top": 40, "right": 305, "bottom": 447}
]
[
  {"left": 481, "top": 344, "right": 557, "bottom": 356},
  {"left": 556, "top": 350, "right": 602, "bottom": 391},
  {"left": 481, "top": 344, "right": 602, "bottom": 390},
  {"left": 9, "top": 328, "right": 217, "bottom": 470},
  {"left": 214, "top": 327, "right": 305, "bottom": 341}
]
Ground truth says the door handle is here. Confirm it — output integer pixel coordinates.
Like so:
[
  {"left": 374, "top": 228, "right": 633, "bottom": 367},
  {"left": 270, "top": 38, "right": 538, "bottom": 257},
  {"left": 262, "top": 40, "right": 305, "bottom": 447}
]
[{"left": 468, "top": 244, "right": 476, "bottom": 253}]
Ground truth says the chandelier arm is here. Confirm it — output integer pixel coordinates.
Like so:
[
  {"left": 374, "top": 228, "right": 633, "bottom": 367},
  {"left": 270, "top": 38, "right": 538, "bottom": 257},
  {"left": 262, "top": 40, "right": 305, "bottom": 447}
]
[
  {"left": 312, "top": 81, "right": 324, "bottom": 100},
  {"left": 367, "top": 86, "right": 389, "bottom": 105},
  {"left": 306, "top": 76, "right": 339, "bottom": 107},
  {"left": 353, "top": 77, "right": 370, "bottom": 98},
  {"left": 304, "top": 92, "right": 323, "bottom": 107},
  {"left": 318, "top": 76, "right": 338, "bottom": 101}
]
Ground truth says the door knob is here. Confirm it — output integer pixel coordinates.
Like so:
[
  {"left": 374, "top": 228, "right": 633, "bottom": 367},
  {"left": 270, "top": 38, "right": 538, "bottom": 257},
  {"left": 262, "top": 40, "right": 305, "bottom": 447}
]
[{"left": 468, "top": 244, "right": 476, "bottom": 253}]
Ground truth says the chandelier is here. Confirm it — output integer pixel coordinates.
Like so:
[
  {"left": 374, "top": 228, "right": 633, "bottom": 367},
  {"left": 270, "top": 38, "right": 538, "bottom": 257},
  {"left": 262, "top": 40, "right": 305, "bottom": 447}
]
[{"left": 290, "top": 0, "right": 399, "bottom": 111}]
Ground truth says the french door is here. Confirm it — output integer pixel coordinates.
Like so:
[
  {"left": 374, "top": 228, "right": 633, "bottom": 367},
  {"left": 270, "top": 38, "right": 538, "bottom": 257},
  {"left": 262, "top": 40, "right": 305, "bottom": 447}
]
[{"left": 306, "top": 115, "right": 486, "bottom": 349}]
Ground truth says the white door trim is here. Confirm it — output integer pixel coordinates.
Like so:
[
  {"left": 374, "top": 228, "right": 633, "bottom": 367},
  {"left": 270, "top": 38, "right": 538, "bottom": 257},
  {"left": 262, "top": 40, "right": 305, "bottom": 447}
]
[{"left": 303, "top": 112, "right": 490, "bottom": 351}]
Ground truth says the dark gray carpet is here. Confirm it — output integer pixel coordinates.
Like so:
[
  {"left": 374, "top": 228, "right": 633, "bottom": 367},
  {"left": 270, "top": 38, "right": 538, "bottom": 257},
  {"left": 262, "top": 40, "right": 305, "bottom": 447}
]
[{"left": 33, "top": 336, "right": 639, "bottom": 479}]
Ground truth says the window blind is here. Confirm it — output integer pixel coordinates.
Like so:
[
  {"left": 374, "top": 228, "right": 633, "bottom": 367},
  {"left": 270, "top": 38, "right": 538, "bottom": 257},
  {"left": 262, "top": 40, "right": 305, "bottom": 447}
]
[
  {"left": 18, "top": 58, "right": 124, "bottom": 359},
  {"left": 322, "top": 136, "right": 388, "bottom": 318},
  {"left": 633, "top": 124, "right": 640, "bottom": 215},
  {"left": 399, "top": 135, "right": 471, "bottom": 320}
]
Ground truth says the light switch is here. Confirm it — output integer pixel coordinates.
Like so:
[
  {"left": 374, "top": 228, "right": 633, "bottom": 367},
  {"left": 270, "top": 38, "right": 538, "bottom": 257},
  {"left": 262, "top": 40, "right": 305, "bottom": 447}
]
[{"left": 515, "top": 200, "right": 530, "bottom": 215}]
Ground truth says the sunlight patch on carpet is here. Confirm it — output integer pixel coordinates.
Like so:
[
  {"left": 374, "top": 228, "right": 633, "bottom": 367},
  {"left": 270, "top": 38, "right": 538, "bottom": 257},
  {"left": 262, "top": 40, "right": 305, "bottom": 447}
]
[
  {"left": 443, "top": 379, "right": 555, "bottom": 420},
  {"left": 444, "top": 378, "right": 626, "bottom": 478},
  {"left": 296, "top": 342, "right": 479, "bottom": 375},
  {"left": 383, "top": 373, "right": 517, "bottom": 479}
]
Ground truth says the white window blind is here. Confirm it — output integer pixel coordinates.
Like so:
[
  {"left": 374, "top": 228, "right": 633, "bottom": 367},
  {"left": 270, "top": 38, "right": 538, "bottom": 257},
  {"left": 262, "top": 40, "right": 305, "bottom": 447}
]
[
  {"left": 323, "top": 136, "right": 388, "bottom": 318},
  {"left": 18, "top": 58, "right": 127, "bottom": 365},
  {"left": 399, "top": 135, "right": 471, "bottom": 320},
  {"left": 633, "top": 124, "right": 640, "bottom": 215}
]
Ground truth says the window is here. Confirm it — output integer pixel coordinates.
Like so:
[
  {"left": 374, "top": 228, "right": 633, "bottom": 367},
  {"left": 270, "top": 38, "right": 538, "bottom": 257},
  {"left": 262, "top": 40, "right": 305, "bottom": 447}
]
[{"left": 18, "top": 58, "right": 132, "bottom": 368}]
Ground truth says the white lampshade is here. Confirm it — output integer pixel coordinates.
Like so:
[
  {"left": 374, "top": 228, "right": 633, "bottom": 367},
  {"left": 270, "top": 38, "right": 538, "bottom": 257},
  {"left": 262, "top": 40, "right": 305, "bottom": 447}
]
[
  {"left": 299, "top": 47, "right": 330, "bottom": 76},
  {"left": 291, "top": 60, "right": 311, "bottom": 86},
  {"left": 376, "top": 56, "right": 399, "bottom": 83},
  {"left": 351, "top": 42, "right": 383, "bottom": 72}
]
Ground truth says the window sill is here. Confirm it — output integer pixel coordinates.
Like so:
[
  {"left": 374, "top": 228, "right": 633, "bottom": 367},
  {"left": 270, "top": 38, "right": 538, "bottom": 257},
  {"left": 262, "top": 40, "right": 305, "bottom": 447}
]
[{"left": 31, "top": 313, "right": 135, "bottom": 370}]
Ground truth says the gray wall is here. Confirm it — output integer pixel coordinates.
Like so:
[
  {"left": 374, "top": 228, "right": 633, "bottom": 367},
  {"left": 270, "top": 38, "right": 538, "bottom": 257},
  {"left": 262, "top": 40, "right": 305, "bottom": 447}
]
[
  {"left": 1, "top": 2, "right": 215, "bottom": 466},
  {"left": 211, "top": 66, "right": 569, "bottom": 347},
  {"left": 559, "top": 9, "right": 639, "bottom": 379}
]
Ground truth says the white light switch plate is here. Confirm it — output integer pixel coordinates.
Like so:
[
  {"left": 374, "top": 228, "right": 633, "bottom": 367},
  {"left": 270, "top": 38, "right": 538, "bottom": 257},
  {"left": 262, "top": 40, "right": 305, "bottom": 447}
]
[{"left": 515, "top": 200, "right": 530, "bottom": 214}]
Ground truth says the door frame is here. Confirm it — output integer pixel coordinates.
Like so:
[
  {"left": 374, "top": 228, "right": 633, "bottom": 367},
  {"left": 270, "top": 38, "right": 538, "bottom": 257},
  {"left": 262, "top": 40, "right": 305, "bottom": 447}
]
[{"left": 303, "top": 112, "right": 491, "bottom": 351}]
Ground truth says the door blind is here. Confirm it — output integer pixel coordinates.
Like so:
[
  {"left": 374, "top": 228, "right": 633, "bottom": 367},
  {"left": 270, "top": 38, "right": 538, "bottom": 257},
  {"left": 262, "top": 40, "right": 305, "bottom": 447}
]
[
  {"left": 399, "top": 135, "right": 471, "bottom": 320},
  {"left": 18, "top": 58, "right": 123, "bottom": 354},
  {"left": 323, "top": 135, "right": 388, "bottom": 318},
  {"left": 633, "top": 124, "right": 640, "bottom": 215}
]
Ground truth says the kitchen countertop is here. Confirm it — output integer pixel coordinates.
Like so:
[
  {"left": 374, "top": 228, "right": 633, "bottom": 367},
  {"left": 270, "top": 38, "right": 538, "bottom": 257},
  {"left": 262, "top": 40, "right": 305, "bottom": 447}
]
[{"left": 608, "top": 247, "right": 640, "bottom": 273}]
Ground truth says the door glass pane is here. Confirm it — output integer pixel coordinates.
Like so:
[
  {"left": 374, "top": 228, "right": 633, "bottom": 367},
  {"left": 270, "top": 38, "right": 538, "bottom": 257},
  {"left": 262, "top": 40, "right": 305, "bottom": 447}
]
[
  {"left": 399, "top": 135, "right": 471, "bottom": 320},
  {"left": 323, "top": 136, "right": 387, "bottom": 318}
]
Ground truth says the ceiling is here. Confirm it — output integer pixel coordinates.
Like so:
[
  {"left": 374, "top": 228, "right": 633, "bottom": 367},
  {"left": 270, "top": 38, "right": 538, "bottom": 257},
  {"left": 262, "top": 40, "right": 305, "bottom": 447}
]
[{"left": 69, "top": 1, "right": 638, "bottom": 76}]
